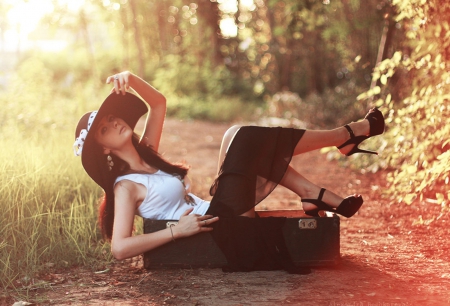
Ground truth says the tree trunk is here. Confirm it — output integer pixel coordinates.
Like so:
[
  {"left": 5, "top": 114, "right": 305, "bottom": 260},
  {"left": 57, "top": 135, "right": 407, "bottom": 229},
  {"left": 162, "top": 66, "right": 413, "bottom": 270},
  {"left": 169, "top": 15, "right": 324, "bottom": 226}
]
[
  {"left": 196, "top": 0, "right": 222, "bottom": 66},
  {"left": 263, "top": 2, "right": 281, "bottom": 94},
  {"left": 369, "top": 11, "right": 396, "bottom": 106},
  {"left": 79, "top": 9, "right": 98, "bottom": 79},
  {"left": 120, "top": 5, "right": 130, "bottom": 69},
  {"left": 129, "top": 0, "right": 145, "bottom": 77},
  {"left": 279, "top": 42, "right": 293, "bottom": 91},
  {"left": 157, "top": 1, "right": 168, "bottom": 54}
]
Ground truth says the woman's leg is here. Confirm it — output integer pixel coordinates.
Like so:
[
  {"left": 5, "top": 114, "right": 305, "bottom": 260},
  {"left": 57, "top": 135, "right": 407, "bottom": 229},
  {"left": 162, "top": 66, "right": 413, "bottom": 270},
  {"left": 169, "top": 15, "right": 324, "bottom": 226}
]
[
  {"left": 221, "top": 120, "right": 370, "bottom": 165},
  {"left": 216, "top": 125, "right": 256, "bottom": 217},
  {"left": 216, "top": 125, "right": 242, "bottom": 174},
  {"left": 279, "top": 166, "right": 355, "bottom": 211},
  {"left": 293, "top": 119, "right": 370, "bottom": 155},
  {"left": 215, "top": 122, "right": 366, "bottom": 217}
]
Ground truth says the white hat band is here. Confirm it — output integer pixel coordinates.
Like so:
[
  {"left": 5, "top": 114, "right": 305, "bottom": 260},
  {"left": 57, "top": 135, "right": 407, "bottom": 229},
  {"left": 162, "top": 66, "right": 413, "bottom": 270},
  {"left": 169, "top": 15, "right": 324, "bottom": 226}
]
[{"left": 73, "top": 111, "right": 98, "bottom": 156}]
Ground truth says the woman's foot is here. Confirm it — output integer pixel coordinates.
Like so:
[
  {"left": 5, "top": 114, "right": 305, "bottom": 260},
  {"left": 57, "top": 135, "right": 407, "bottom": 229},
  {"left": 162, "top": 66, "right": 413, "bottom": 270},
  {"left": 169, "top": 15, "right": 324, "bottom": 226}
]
[
  {"left": 302, "top": 188, "right": 363, "bottom": 218},
  {"left": 337, "top": 121, "right": 370, "bottom": 156},
  {"left": 337, "top": 108, "right": 385, "bottom": 156}
]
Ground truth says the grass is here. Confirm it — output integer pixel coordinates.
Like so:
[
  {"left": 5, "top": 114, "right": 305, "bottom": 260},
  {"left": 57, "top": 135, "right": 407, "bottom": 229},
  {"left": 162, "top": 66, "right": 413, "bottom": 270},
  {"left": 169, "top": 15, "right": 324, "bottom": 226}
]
[{"left": 0, "top": 126, "right": 113, "bottom": 293}]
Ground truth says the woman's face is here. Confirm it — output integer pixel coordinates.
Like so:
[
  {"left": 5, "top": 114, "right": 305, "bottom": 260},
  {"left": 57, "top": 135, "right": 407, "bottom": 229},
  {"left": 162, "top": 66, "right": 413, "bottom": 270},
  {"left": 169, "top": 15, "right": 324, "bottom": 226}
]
[{"left": 94, "top": 114, "right": 132, "bottom": 153}]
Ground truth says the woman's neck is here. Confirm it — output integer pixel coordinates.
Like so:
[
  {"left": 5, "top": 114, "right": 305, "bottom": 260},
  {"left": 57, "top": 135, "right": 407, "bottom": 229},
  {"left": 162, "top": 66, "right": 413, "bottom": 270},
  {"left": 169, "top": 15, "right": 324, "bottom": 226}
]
[
  {"left": 113, "top": 143, "right": 158, "bottom": 174},
  {"left": 128, "top": 158, "right": 158, "bottom": 174}
]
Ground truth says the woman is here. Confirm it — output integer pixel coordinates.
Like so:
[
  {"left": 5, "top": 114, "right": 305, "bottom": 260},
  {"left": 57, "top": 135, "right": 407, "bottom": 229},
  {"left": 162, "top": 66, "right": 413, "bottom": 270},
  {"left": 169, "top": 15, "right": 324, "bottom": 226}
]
[{"left": 74, "top": 71, "right": 384, "bottom": 271}]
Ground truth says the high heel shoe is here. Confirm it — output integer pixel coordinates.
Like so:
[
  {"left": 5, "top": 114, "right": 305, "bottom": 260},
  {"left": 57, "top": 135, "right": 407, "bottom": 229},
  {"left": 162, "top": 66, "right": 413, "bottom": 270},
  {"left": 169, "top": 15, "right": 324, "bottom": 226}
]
[
  {"left": 337, "top": 107, "right": 385, "bottom": 156},
  {"left": 302, "top": 188, "right": 364, "bottom": 218}
]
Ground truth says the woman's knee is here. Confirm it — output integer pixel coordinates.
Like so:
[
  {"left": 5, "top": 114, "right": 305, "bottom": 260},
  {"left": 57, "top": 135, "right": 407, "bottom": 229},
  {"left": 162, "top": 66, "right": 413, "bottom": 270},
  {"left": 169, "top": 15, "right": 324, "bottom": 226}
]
[
  {"left": 217, "top": 125, "right": 242, "bottom": 173},
  {"left": 223, "top": 125, "right": 242, "bottom": 141},
  {"left": 221, "top": 125, "right": 242, "bottom": 151}
]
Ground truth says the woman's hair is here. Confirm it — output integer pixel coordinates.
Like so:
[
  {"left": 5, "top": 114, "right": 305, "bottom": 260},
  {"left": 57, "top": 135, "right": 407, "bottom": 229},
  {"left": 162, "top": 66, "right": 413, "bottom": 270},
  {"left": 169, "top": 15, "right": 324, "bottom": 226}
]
[{"left": 98, "top": 133, "right": 189, "bottom": 240}]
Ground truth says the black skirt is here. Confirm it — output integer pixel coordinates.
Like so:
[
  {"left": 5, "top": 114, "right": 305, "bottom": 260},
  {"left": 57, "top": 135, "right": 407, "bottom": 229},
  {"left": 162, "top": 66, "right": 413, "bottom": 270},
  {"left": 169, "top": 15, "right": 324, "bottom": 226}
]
[
  {"left": 205, "top": 126, "right": 309, "bottom": 274},
  {"left": 207, "top": 125, "right": 305, "bottom": 217}
]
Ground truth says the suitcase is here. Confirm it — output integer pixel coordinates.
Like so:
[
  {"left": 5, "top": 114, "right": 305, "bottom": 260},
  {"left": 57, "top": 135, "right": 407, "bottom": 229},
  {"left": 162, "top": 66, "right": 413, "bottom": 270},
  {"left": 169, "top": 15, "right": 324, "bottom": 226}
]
[{"left": 143, "top": 210, "right": 340, "bottom": 269}]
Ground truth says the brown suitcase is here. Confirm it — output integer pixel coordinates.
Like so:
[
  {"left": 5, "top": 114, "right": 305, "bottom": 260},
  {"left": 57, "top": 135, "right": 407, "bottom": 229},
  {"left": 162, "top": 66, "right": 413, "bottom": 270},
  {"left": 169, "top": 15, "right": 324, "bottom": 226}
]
[{"left": 143, "top": 210, "right": 340, "bottom": 269}]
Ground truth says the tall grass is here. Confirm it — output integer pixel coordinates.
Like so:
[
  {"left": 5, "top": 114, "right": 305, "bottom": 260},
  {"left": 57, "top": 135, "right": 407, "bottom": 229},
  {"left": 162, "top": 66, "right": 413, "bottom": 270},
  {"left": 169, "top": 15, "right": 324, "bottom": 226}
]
[
  {"left": 0, "top": 127, "right": 112, "bottom": 289},
  {"left": 0, "top": 57, "right": 115, "bottom": 291}
]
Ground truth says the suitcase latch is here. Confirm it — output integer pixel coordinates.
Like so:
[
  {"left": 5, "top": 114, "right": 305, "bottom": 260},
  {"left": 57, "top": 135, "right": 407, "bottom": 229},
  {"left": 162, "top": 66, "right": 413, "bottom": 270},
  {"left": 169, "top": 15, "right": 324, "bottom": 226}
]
[{"left": 298, "top": 219, "right": 317, "bottom": 229}]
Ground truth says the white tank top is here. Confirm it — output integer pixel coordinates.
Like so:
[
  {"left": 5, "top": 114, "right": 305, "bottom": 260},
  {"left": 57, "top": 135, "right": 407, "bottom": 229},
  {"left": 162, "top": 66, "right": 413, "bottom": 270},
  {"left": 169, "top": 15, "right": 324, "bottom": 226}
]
[{"left": 114, "top": 171, "right": 210, "bottom": 220}]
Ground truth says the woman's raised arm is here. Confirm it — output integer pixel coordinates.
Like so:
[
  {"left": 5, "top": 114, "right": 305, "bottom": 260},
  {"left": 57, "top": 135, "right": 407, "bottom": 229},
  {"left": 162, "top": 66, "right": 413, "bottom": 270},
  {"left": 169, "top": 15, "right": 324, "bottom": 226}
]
[{"left": 106, "top": 71, "right": 166, "bottom": 152}]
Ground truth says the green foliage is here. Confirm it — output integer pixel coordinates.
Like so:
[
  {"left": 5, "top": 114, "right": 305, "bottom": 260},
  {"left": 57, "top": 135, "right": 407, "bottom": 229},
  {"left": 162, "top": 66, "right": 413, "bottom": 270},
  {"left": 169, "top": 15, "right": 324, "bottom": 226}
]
[
  {"left": 153, "top": 54, "right": 234, "bottom": 96},
  {"left": 358, "top": 0, "right": 450, "bottom": 209},
  {"left": 227, "top": 0, "right": 386, "bottom": 97},
  {"left": 1, "top": 56, "right": 109, "bottom": 139},
  {"left": 153, "top": 54, "right": 259, "bottom": 122},
  {"left": 2, "top": 57, "right": 55, "bottom": 135},
  {"left": 165, "top": 93, "right": 259, "bottom": 122}
]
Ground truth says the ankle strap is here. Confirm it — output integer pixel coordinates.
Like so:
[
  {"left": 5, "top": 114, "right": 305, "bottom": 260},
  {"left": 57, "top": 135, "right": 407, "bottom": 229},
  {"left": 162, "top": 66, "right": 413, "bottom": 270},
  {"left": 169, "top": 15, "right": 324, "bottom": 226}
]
[
  {"left": 318, "top": 188, "right": 326, "bottom": 201},
  {"left": 343, "top": 124, "right": 355, "bottom": 139}
]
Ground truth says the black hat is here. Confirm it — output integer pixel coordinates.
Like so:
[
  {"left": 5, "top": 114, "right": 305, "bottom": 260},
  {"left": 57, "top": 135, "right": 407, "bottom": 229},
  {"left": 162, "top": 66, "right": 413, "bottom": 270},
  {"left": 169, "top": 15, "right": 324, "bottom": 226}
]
[{"left": 73, "top": 92, "right": 148, "bottom": 189}]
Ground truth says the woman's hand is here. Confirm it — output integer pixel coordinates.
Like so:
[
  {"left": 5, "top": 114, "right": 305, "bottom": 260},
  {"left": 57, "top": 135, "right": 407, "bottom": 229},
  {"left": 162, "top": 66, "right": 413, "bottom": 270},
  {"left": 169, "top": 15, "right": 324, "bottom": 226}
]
[
  {"left": 106, "top": 71, "right": 133, "bottom": 95},
  {"left": 172, "top": 208, "right": 219, "bottom": 239},
  {"left": 105, "top": 70, "right": 166, "bottom": 151}
]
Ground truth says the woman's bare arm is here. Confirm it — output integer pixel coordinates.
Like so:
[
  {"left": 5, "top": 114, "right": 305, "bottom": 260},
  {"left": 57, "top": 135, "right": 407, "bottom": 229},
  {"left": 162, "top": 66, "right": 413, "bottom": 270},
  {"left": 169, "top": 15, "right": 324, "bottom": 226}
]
[
  {"left": 110, "top": 180, "right": 218, "bottom": 260},
  {"left": 106, "top": 71, "right": 166, "bottom": 152}
]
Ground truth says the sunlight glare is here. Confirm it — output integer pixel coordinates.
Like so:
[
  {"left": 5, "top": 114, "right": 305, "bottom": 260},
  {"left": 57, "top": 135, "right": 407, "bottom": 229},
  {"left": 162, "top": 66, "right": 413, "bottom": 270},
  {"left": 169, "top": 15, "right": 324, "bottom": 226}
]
[
  {"left": 240, "top": 0, "right": 255, "bottom": 11},
  {"left": 218, "top": 0, "right": 238, "bottom": 14},
  {"left": 2, "top": 0, "right": 84, "bottom": 52},
  {"left": 218, "top": 0, "right": 254, "bottom": 37},
  {"left": 220, "top": 17, "right": 238, "bottom": 38},
  {"left": 6, "top": 0, "right": 54, "bottom": 40}
]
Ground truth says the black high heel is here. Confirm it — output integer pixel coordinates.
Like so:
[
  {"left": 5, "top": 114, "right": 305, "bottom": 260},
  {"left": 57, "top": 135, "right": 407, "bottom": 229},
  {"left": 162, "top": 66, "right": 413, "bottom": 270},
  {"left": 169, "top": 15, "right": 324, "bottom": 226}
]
[
  {"left": 337, "top": 107, "right": 385, "bottom": 156},
  {"left": 302, "top": 188, "right": 364, "bottom": 218}
]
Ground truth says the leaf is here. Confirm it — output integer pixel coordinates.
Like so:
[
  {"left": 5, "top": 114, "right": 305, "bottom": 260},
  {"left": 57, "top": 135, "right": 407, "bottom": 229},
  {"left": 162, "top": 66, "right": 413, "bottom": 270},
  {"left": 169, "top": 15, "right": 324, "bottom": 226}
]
[
  {"left": 385, "top": 94, "right": 392, "bottom": 105},
  {"left": 94, "top": 268, "right": 110, "bottom": 274},
  {"left": 357, "top": 92, "right": 369, "bottom": 100},
  {"left": 436, "top": 193, "right": 445, "bottom": 204},
  {"left": 403, "top": 194, "right": 416, "bottom": 205},
  {"left": 372, "top": 70, "right": 381, "bottom": 81},
  {"left": 392, "top": 51, "right": 402, "bottom": 63},
  {"left": 406, "top": 165, "right": 417, "bottom": 174}
]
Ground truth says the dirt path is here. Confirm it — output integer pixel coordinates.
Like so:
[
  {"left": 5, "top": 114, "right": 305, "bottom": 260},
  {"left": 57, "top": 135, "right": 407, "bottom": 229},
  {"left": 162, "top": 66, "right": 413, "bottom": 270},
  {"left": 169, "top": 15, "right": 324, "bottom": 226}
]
[{"left": 5, "top": 119, "right": 450, "bottom": 305}]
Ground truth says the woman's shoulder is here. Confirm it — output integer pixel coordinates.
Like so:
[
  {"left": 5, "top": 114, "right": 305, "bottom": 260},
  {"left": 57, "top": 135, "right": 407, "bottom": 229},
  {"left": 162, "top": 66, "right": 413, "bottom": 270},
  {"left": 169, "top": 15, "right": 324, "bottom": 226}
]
[
  {"left": 113, "top": 177, "right": 148, "bottom": 203},
  {"left": 114, "top": 178, "right": 138, "bottom": 190}
]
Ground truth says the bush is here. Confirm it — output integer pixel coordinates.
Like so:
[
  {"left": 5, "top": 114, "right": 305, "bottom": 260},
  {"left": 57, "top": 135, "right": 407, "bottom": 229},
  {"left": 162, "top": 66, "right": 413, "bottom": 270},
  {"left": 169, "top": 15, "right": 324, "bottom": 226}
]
[{"left": 357, "top": 0, "right": 450, "bottom": 209}]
